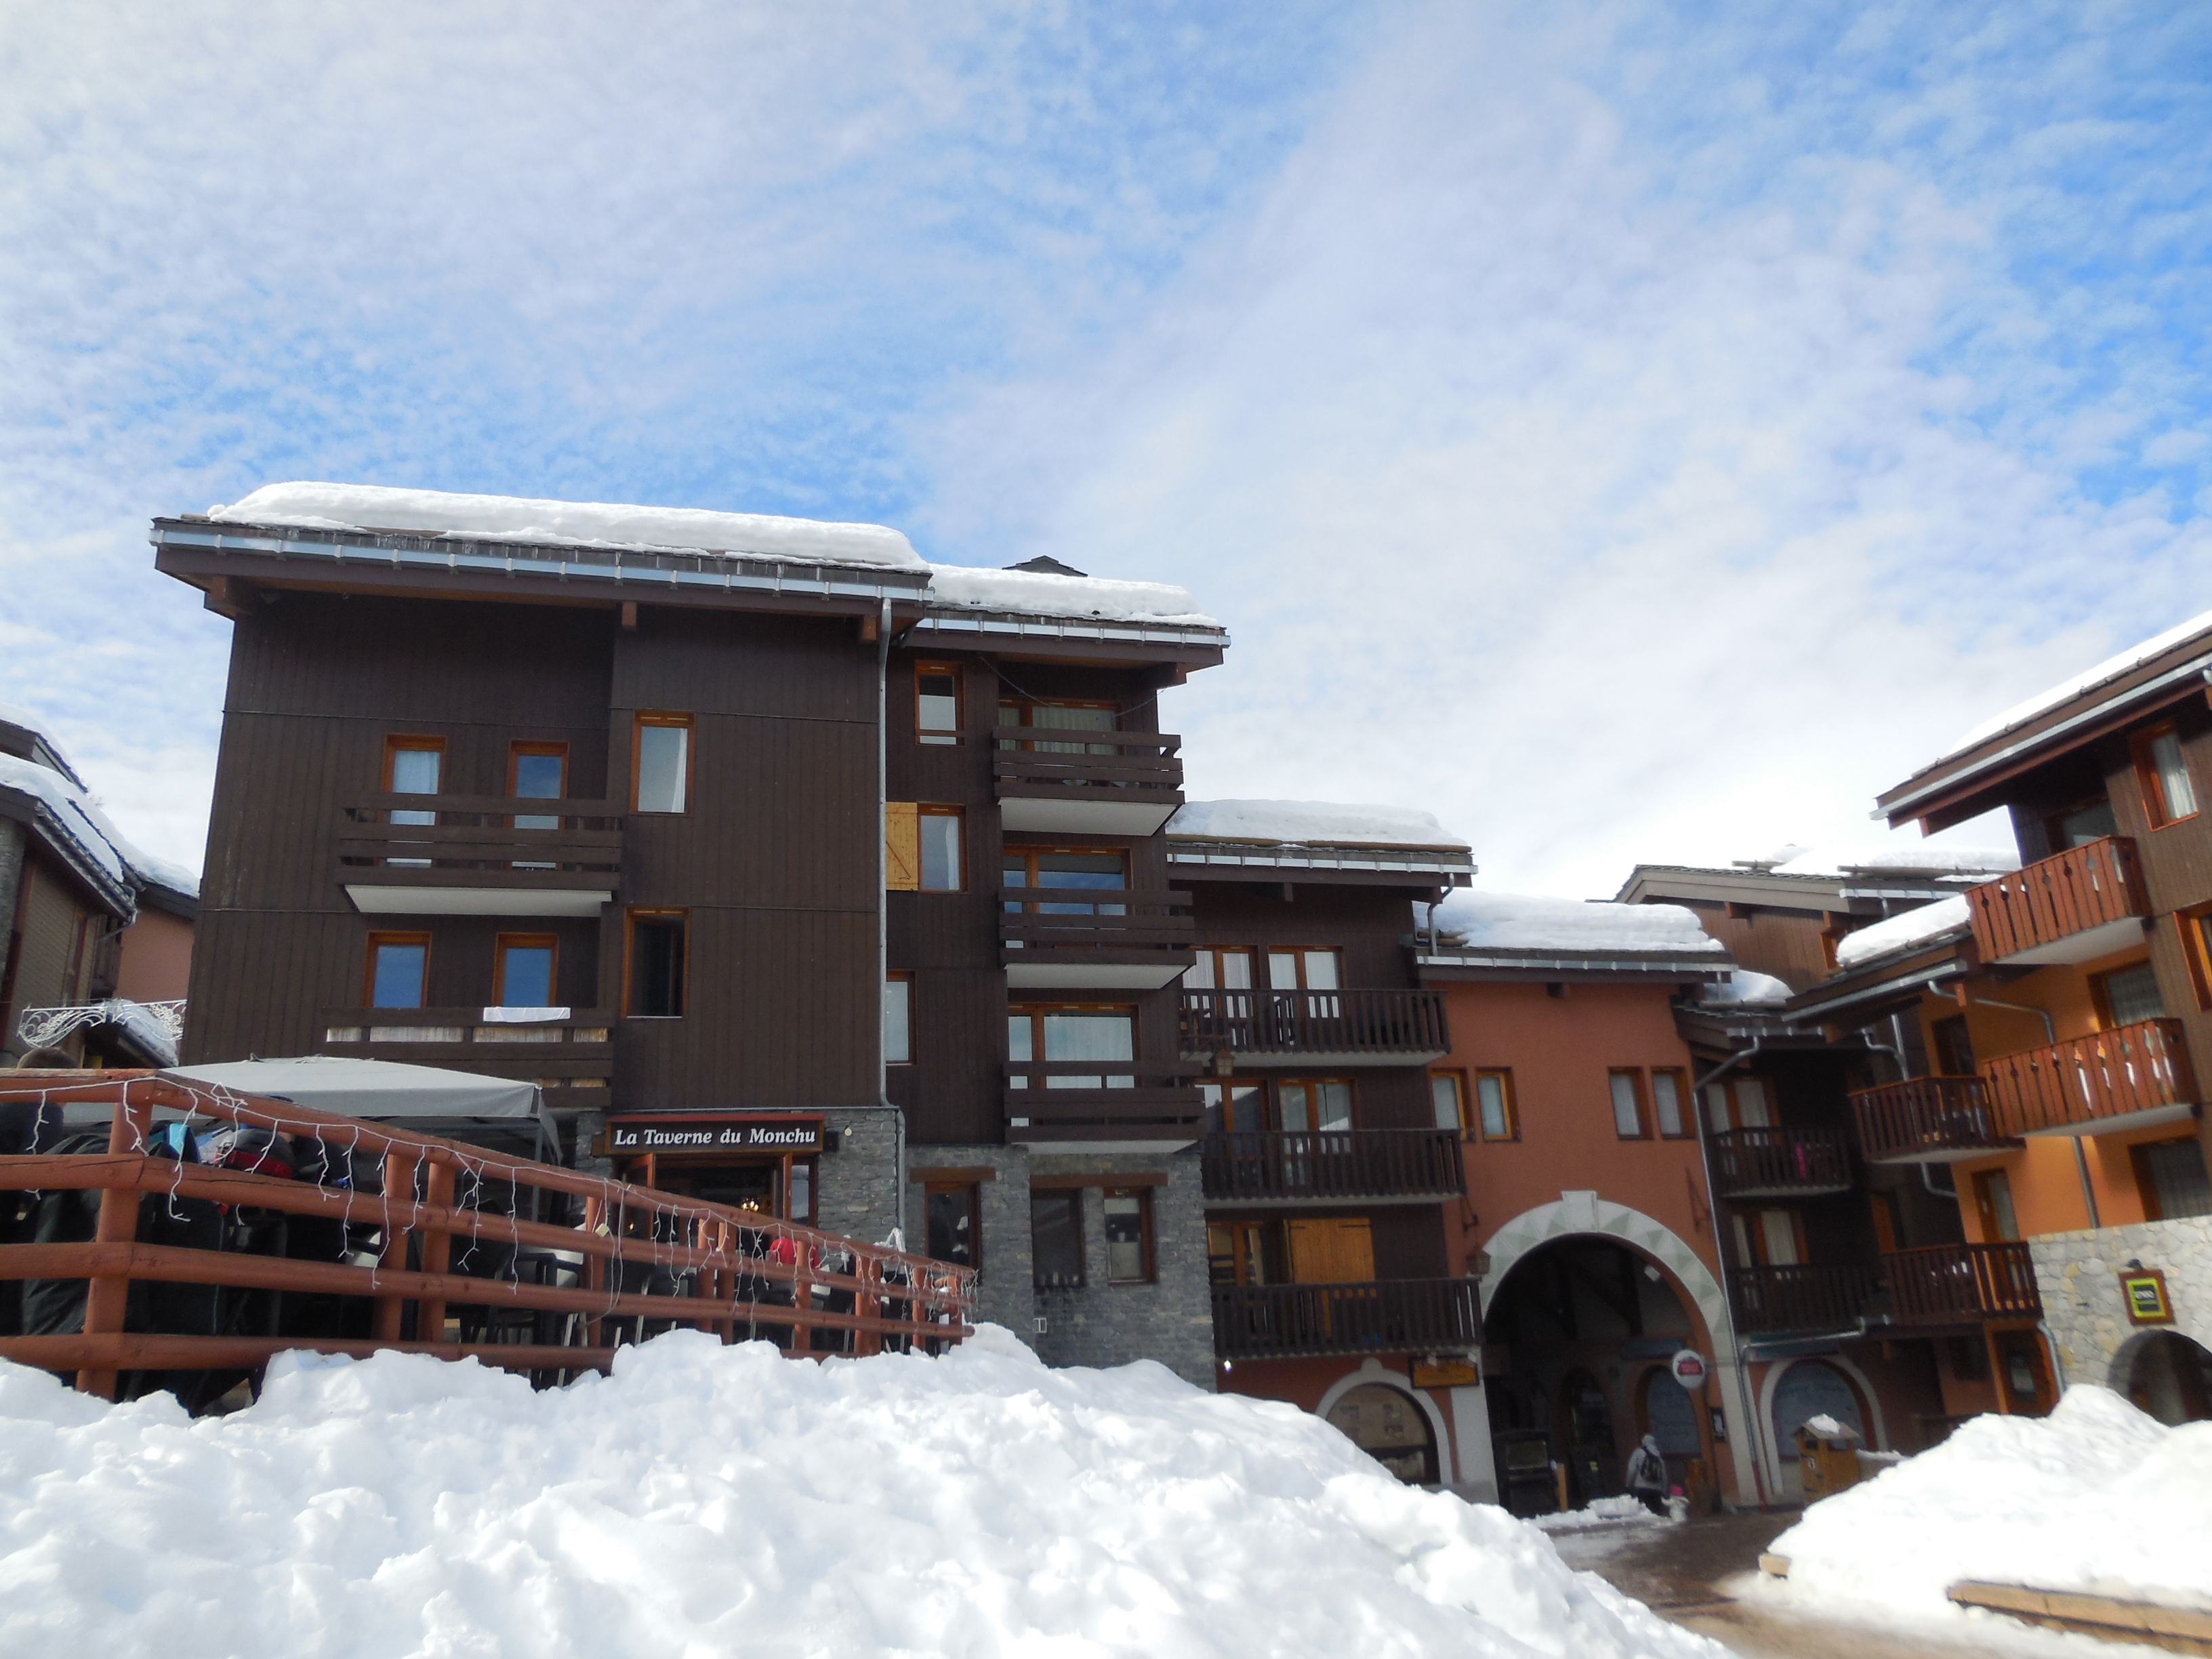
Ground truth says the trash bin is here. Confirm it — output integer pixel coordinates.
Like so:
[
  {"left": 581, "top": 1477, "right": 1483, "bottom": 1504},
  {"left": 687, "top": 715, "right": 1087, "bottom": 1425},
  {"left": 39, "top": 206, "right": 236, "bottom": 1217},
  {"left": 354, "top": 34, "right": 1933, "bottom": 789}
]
[{"left": 1794, "top": 1415, "right": 1863, "bottom": 1502}]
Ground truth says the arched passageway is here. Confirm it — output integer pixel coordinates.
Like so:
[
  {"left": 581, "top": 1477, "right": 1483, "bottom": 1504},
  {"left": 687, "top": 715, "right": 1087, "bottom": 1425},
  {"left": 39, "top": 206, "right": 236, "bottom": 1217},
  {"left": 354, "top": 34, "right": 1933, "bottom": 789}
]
[{"left": 2121, "top": 1331, "right": 2212, "bottom": 1425}]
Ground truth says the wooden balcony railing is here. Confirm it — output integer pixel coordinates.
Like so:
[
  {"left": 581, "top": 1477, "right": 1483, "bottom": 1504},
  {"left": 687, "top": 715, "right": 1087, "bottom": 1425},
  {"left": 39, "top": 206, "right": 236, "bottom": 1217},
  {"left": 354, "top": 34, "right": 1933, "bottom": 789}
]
[
  {"left": 1179, "top": 989, "right": 1451, "bottom": 1062},
  {"left": 1886, "top": 1242, "right": 2041, "bottom": 1325},
  {"left": 1003, "top": 1063, "right": 1204, "bottom": 1145},
  {"left": 1707, "top": 1126, "right": 1853, "bottom": 1199},
  {"left": 1211, "top": 1277, "right": 1481, "bottom": 1360},
  {"left": 1727, "top": 1262, "right": 1881, "bottom": 1335},
  {"left": 1851, "top": 1076, "right": 2022, "bottom": 1164},
  {"left": 993, "top": 729, "right": 1183, "bottom": 800},
  {"left": 1981, "top": 1018, "right": 2198, "bottom": 1136},
  {"left": 998, "top": 888, "right": 1195, "bottom": 961},
  {"left": 1200, "top": 1130, "right": 1465, "bottom": 1204},
  {"left": 320, "top": 1008, "right": 615, "bottom": 1101},
  {"left": 1966, "top": 835, "right": 2149, "bottom": 964},
  {"left": 337, "top": 796, "right": 622, "bottom": 903}
]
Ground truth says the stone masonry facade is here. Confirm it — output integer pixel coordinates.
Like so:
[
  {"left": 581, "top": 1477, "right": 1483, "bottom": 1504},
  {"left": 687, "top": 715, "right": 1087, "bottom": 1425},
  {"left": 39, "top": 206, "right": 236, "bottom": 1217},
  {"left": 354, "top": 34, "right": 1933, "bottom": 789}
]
[{"left": 2030, "top": 1214, "right": 2212, "bottom": 1389}]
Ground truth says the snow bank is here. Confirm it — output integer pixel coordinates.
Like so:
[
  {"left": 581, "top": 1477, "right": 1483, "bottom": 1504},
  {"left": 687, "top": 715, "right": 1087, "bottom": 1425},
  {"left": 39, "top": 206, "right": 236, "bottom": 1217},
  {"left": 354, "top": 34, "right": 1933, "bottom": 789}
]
[
  {"left": 926, "top": 561, "right": 1218, "bottom": 627},
  {"left": 1832, "top": 894, "right": 1971, "bottom": 970},
  {"left": 1437, "top": 890, "right": 1723, "bottom": 956},
  {"left": 1170, "top": 799, "right": 1470, "bottom": 849},
  {"left": 1700, "top": 969, "right": 1794, "bottom": 1008},
  {"left": 0, "top": 1330, "right": 1717, "bottom": 1659},
  {"left": 1937, "top": 607, "right": 2212, "bottom": 765},
  {"left": 209, "top": 483, "right": 926, "bottom": 571},
  {"left": 1771, "top": 1387, "right": 2212, "bottom": 1617}
]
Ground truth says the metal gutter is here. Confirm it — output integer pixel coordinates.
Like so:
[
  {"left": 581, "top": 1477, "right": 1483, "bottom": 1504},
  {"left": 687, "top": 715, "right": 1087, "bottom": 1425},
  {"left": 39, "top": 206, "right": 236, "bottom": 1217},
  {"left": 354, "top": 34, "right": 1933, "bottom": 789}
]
[
  {"left": 912, "top": 611, "right": 1228, "bottom": 648},
  {"left": 1785, "top": 955, "right": 1968, "bottom": 1023},
  {"left": 1416, "top": 950, "right": 1729, "bottom": 977},
  {"left": 1172, "top": 844, "right": 1475, "bottom": 876}
]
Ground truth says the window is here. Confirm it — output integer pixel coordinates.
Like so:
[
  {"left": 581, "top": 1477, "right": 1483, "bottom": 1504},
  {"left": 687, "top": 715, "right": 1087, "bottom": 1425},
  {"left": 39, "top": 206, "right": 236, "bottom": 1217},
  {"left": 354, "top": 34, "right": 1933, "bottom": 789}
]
[
  {"left": 1931, "top": 1015, "right": 1977, "bottom": 1077},
  {"left": 916, "top": 663, "right": 963, "bottom": 745},
  {"left": 1199, "top": 1080, "right": 1263, "bottom": 1134},
  {"left": 508, "top": 743, "right": 567, "bottom": 827},
  {"left": 1474, "top": 1069, "right": 1517, "bottom": 1140},
  {"left": 1031, "top": 1190, "right": 1084, "bottom": 1287},
  {"left": 1704, "top": 1076, "right": 1772, "bottom": 1131},
  {"left": 382, "top": 737, "right": 443, "bottom": 866},
  {"left": 919, "top": 806, "right": 964, "bottom": 891},
  {"left": 924, "top": 1182, "right": 979, "bottom": 1267},
  {"left": 1009, "top": 1004, "right": 1135, "bottom": 1088},
  {"left": 1732, "top": 1208, "right": 1802, "bottom": 1266},
  {"left": 884, "top": 972, "right": 912, "bottom": 1065},
  {"left": 1972, "top": 1169, "right": 2020, "bottom": 1242},
  {"left": 1267, "top": 949, "right": 1340, "bottom": 991},
  {"left": 1103, "top": 1188, "right": 1153, "bottom": 1284},
  {"left": 1651, "top": 1068, "right": 1689, "bottom": 1138},
  {"left": 1183, "top": 948, "right": 1255, "bottom": 990},
  {"left": 998, "top": 698, "right": 1118, "bottom": 752},
  {"left": 2047, "top": 796, "right": 2118, "bottom": 851},
  {"left": 2092, "top": 960, "right": 2166, "bottom": 1029},
  {"left": 493, "top": 934, "right": 557, "bottom": 1008},
  {"left": 1610, "top": 1069, "right": 1647, "bottom": 1139},
  {"left": 626, "top": 909, "right": 687, "bottom": 1017},
  {"left": 1208, "top": 1219, "right": 1281, "bottom": 1286},
  {"left": 1002, "top": 848, "right": 1126, "bottom": 913},
  {"left": 633, "top": 713, "right": 692, "bottom": 814},
  {"left": 365, "top": 933, "right": 430, "bottom": 1008},
  {"left": 2133, "top": 1138, "right": 2212, "bottom": 1221},
  {"left": 1277, "top": 1078, "right": 1353, "bottom": 1132},
  {"left": 2133, "top": 723, "right": 2199, "bottom": 827},
  {"left": 1429, "top": 1071, "right": 1467, "bottom": 1134}
]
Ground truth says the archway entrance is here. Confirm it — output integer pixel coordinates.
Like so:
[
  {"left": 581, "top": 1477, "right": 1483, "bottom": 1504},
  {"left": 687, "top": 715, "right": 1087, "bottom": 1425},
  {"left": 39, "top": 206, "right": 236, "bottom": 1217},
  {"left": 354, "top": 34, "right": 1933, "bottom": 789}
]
[
  {"left": 2124, "top": 1332, "right": 2212, "bottom": 1425},
  {"left": 1768, "top": 1359, "right": 1868, "bottom": 1502},
  {"left": 1482, "top": 1235, "right": 1704, "bottom": 1513},
  {"left": 1326, "top": 1383, "right": 1438, "bottom": 1483}
]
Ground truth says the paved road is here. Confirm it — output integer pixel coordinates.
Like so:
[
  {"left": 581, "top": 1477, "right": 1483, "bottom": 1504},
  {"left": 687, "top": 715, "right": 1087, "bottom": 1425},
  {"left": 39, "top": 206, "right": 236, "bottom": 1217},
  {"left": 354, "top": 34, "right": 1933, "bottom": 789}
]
[{"left": 1553, "top": 1511, "right": 2053, "bottom": 1659}]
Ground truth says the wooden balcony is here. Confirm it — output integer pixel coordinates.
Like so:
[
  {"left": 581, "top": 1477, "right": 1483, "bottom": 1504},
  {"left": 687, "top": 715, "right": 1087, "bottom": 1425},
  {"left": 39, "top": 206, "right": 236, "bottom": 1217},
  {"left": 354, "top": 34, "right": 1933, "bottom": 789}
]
[
  {"left": 1179, "top": 988, "right": 1452, "bottom": 1067},
  {"left": 1727, "top": 1262, "right": 1881, "bottom": 1335},
  {"left": 1200, "top": 1129, "right": 1465, "bottom": 1206},
  {"left": 994, "top": 730, "right": 1184, "bottom": 836},
  {"left": 1966, "top": 836, "right": 2150, "bottom": 966},
  {"left": 320, "top": 1008, "right": 614, "bottom": 1105},
  {"left": 1003, "top": 1063, "right": 1204, "bottom": 1151},
  {"left": 1886, "top": 1243, "right": 2041, "bottom": 1326},
  {"left": 1981, "top": 1017, "right": 2198, "bottom": 1138},
  {"left": 1852, "top": 1076, "right": 2023, "bottom": 1164},
  {"left": 337, "top": 796, "right": 621, "bottom": 917},
  {"left": 1707, "top": 1126, "right": 1853, "bottom": 1199},
  {"left": 998, "top": 888, "right": 1195, "bottom": 990},
  {"left": 1211, "top": 1277, "right": 1481, "bottom": 1361}
]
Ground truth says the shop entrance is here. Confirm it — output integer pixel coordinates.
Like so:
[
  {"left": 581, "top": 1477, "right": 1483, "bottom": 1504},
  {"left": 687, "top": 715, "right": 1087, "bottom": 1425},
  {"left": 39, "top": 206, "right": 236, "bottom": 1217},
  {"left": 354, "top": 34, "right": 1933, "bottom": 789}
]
[{"left": 604, "top": 1113, "right": 824, "bottom": 1226}]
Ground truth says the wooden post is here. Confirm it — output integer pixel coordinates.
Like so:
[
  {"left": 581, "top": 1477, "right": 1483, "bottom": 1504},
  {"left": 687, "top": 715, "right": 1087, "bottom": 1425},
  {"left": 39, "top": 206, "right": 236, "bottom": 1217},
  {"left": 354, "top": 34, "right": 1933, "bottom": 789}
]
[
  {"left": 791, "top": 1233, "right": 811, "bottom": 1355},
  {"left": 582, "top": 1194, "right": 606, "bottom": 1351},
  {"left": 373, "top": 1151, "right": 418, "bottom": 1343},
  {"left": 75, "top": 1088, "right": 151, "bottom": 1399},
  {"left": 416, "top": 1160, "right": 456, "bottom": 1347},
  {"left": 853, "top": 1254, "right": 880, "bottom": 1357}
]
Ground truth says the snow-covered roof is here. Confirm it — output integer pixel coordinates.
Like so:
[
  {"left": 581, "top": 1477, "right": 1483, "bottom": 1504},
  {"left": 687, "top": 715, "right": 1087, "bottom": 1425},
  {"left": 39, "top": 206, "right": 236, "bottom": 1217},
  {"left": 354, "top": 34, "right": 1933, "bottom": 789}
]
[
  {"left": 1168, "top": 800, "right": 1470, "bottom": 851},
  {"left": 1699, "top": 969, "right": 1795, "bottom": 1008},
  {"left": 0, "top": 749, "right": 198, "bottom": 915},
  {"left": 923, "top": 562, "right": 1217, "bottom": 628},
  {"left": 0, "top": 700, "right": 86, "bottom": 789},
  {"left": 1435, "top": 889, "right": 1725, "bottom": 956},
  {"left": 1935, "top": 607, "right": 2212, "bottom": 764},
  {"left": 1832, "top": 894, "right": 1971, "bottom": 970},
  {"left": 1764, "top": 844, "right": 2018, "bottom": 879},
  {"left": 209, "top": 483, "right": 926, "bottom": 571}
]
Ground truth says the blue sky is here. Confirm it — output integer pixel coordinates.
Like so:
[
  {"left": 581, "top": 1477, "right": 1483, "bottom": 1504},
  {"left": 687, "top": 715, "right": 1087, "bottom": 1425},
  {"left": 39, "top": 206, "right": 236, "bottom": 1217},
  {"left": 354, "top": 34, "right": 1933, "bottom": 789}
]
[{"left": 4, "top": 1, "right": 2209, "bottom": 893}]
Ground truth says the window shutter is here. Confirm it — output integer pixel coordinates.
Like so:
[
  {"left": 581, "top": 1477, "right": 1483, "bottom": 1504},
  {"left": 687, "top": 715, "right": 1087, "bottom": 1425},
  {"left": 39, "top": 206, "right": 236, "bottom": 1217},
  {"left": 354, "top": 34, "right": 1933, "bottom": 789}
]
[
  {"left": 885, "top": 802, "right": 920, "bottom": 890},
  {"left": 1286, "top": 1216, "right": 1374, "bottom": 1284}
]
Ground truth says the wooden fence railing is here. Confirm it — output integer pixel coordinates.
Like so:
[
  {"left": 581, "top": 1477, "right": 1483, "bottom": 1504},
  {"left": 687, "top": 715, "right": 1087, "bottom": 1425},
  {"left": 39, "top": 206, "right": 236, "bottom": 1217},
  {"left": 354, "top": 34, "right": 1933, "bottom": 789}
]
[
  {"left": 1851, "top": 1076, "right": 2020, "bottom": 1163},
  {"left": 1003, "top": 1063, "right": 1204, "bottom": 1143},
  {"left": 1210, "top": 1277, "right": 1481, "bottom": 1360},
  {"left": 1980, "top": 1018, "right": 2198, "bottom": 1136},
  {"left": 1200, "top": 1129, "right": 1465, "bottom": 1202},
  {"left": 337, "top": 795, "right": 623, "bottom": 895},
  {"left": 1706, "top": 1126, "right": 1852, "bottom": 1198},
  {"left": 1965, "top": 836, "right": 2148, "bottom": 962},
  {"left": 1727, "top": 1261, "right": 1881, "bottom": 1335},
  {"left": 997, "top": 888, "right": 1195, "bottom": 955},
  {"left": 1179, "top": 989, "right": 1451, "bottom": 1059},
  {"left": 1886, "top": 1242, "right": 2041, "bottom": 1324},
  {"left": 992, "top": 729, "right": 1183, "bottom": 798},
  {"left": 0, "top": 1072, "right": 972, "bottom": 1403}
]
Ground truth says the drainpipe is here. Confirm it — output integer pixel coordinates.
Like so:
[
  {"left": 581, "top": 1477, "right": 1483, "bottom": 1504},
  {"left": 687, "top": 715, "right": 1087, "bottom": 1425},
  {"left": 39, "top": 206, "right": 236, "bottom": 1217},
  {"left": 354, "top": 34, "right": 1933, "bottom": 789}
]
[
  {"left": 1690, "top": 1038, "right": 1772, "bottom": 1509},
  {"left": 1972, "top": 997, "right": 2097, "bottom": 1230},
  {"left": 877, "top": 596, "right": 905, "bottom": 1245}
]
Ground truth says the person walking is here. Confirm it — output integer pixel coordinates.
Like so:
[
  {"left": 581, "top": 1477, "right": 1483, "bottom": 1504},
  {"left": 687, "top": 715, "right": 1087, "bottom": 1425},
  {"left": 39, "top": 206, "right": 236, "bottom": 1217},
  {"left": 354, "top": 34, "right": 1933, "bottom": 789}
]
[{"left": 1625, "top": 1432, "right": 1668, "bottom": 1517}]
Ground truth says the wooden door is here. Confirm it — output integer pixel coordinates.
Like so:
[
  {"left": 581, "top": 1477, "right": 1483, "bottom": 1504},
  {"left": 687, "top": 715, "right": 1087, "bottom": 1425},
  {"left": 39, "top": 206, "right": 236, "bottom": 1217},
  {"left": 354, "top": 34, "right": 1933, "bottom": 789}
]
[{"left": 1287, "top": 1216, "right": 1374, "bottom": 1284}]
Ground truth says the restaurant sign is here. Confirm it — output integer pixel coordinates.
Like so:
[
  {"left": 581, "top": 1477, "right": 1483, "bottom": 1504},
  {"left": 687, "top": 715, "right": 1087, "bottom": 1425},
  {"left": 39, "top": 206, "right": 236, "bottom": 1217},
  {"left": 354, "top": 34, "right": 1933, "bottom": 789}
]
[
  {"left": 2121, "top": 1267, "right": 2174, "bottom": 1326},
  {"left": 608, "top": 1114, "right": 825, "bottom": 1155}
]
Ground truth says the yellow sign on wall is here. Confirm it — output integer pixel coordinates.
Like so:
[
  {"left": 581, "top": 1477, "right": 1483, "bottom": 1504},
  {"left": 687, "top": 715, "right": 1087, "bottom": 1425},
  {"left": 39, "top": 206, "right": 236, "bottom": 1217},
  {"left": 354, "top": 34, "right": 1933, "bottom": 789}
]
[
  {"left": 2121, "top": 1268, "right": 2173, "bottom": 1326},
  {"left": 1412, "top": 1356, "right": 1480, "bottom": 1389}
]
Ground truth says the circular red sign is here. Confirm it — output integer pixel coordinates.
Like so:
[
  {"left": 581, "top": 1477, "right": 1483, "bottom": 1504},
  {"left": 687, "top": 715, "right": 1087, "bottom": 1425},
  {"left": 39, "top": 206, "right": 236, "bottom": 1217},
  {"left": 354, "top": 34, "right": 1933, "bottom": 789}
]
[{"left": 1669, "top": 1349, "right": 1709, "bottom": 1389}]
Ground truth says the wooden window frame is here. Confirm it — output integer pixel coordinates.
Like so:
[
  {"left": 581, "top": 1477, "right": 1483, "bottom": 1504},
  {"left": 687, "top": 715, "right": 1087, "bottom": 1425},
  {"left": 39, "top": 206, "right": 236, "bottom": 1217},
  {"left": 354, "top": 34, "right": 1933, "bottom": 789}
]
[
  {"left": 2089, "top": 958, "right": 2164, "bottom": 1031},
  {"left": 1009, "top": 1002, "right": 1139, "bottom": 1063},
  {"left": 885, "top": 971, "right": 914, "bottom": 1065},
  {"left": 630, "top": 712, "right": 695, "bottom": 815},
  {"left": 363, "top": 930, "right": 431, "bottom": 1009},
  {"left": 1102, "top": 1186, "right": 1155, "bottom": 1285},
  {"left": 2131, "top": 720, "right": 2200, "bottom": 830},
  {"left": 922, "top": 1179, "right": 981, "bottom": 1270},
  {"left": 917, "top": 804, "right": 965, "bottom": 892},
  {"left": 1272, "top": 1076, "right": 1357, "bottom": 1132},
  {"left": 915, "top": 661, "right": 964, "bottom": 747},
  {"left": 1263, "top": 946, "right": 1343, "bottom": 993},
  {"left": 623, "top": 907, "right": 689, "bottom": 1019},
  {"left": 2179, "top": 906, "right": 2212, "bottom": 1011},
  {"left": 1208, "top": 1217, "right": 1284, "bottom": 1287},
  {"left": 506, "top": 741, "right": 569, "bottom": 798},
  {"left": 1609, "top": 1067, "right": 1650, "bottom": 1140},
  {"left": 1429, "top": 1069, "right": 1469, "bottom": 1138},
  {"left": 1000, "top": 844, "right": 1130, "bottom": 888},
  {"left": 493, "top": 933, "right": 559, "bottom": 1008},
  {"left": 382, "top": 735, "right": 446, "bottom": 794},
  {"left": 1650, "top": 1067, "right": 1692, "bottom": 1139},
  {"left": 1468, "top": 1068, "right": 1518, "bottom": 1141},
  {"left": 997, "top": 695, "right": 1120, "bottom": 729},
  {"left": 1031, "top": 1187, "right": 1086, "bottom": 1288},
  {"left": 1184, "top": 946, "right": 1258, "bottom": 991}
]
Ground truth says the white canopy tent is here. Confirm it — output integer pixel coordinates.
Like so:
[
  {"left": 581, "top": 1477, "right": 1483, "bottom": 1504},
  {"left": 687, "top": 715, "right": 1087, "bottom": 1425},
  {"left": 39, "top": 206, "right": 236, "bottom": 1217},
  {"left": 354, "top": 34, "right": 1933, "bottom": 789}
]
[{"left": 162, "top": 1055, "right": 560, "bottom": 1160}]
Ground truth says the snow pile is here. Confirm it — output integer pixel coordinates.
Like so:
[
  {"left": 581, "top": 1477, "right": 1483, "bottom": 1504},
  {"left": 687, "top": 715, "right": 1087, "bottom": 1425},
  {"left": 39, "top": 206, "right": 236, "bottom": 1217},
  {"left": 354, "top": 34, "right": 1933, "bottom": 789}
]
[
  {"left": 1532, "top": 1494, "right": 1662, "bottom": 1532},
  {"left": 926, "top": 561, "right": 1218, "bottom": 627},
  {"left": 209, "top": 483, "right": 926, "bottom": 571},
  {"left": 1170, "top": 800, "right": 1470, "bottom": 849},
  {"left": 1700, "top": 969, "right": 1794, "bottom": 1008},
  {"left": 1832, "top": 894, "right": 1971, "bottom": 970},
  {"left": 1769, "top": 845, "right": 2018, "bottom": 879},
  {"left": 0, "top": 699, "right": 86, "bottom": 786},
  {"left": 1437, "top": 890, "right": 1724, "bottom": 956},
  {"left": 1936, "top": 607, "right": 2212, "bottom": 765},
  {"left": 1771, "top": 1387, "right": 2212, "bottom": 1616},
  {"left": 0, "top": 1330, "right": 1717, "bottom": 1658}
]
